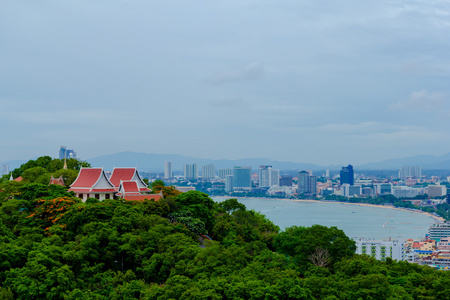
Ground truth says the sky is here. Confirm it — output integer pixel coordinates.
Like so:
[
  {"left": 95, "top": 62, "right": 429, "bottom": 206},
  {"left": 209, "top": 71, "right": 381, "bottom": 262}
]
[{"left": 1, "top": 0, "right": 450, "bottom": 166}]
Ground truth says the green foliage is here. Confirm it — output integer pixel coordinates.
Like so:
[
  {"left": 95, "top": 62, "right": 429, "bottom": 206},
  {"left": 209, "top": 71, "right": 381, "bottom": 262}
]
[
  {"left": 150, "top": 179, "right": 165, "bottom": 188},
  {"left": 274, "top": 224, "right": 356, "bottom": 271},
  {"left": 0, "top": 195, "right": 449, "bottom": 299}
]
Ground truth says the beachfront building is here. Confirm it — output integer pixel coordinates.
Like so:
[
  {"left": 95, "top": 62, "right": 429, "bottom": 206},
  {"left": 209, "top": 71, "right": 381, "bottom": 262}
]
[
  {"left": 429, "top": 223, "right": 450, "bottom": 241},
  {"left": 392, "top": 186, "right": 418, "bottom": 198},
  {"left": 427, "top": 185, "right": 447, "bottom": 198},
  {"left": 355, "top": 239, "right": 404, "bottom": 261}
]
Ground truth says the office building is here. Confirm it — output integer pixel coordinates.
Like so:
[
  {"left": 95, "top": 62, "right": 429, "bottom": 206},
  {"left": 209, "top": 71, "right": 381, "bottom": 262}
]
[
  {"left": 375, "top": 183, "right": 392, "bottom": 195},
  {"left": 233, "top": 166, "right": 251, "bottom": 190},
  {"left": 225, "top": 175, "right": 234, "bottom": 192},
  {"left": 202, "top": 164, "right": 216, "bottom": 180},
  {"left": 218, "top": 168, "right": 232, "bottom": 179},
  {"left": 428, "top": 223, "right": 450, "bottom": 241},
  {"left": 279, "top": 175, "right": 293, "bottom": 187},
  {"left": 59, "top": 145, "right": 77, "bottom": 160},
  {"left": 298, "top": 171, "right": 310, "bottom": 194},
  {"left": 164, "top": 161, "right": 172, "bottom": 179},
  {"left": 427, "top": 185, "right": 447, "bottom": 198},
  {"left": 398, "top": 166, "right": 421, "bottom": 179},
  {"left": 340, "top": 165, "right": 354, "bottom": 185},
  {"left": 392, "top": 186, "right": 418, "bottom": 198},
  {"left": 184, "top": 163, "right": 198, "bottom": 180},
  {"left": 258, "top": 165, "right": 280, "bottom": 188},
  {"left": 308, "top": 175, "right": 317, "bottom": 195}
]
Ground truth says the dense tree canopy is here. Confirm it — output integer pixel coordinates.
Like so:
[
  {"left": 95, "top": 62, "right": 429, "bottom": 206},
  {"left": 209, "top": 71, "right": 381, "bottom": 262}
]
[{"left": 1, "top": 183, "right": 450, "bottom": 299}]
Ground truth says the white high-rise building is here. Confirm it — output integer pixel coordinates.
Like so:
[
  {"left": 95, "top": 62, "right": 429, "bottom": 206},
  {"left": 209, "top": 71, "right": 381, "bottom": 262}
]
[
  {"left": 218, "top": 169, "right": 232, "bottom": 179},
  {"left": 428, "top": 185, "right": 447, "bottom": 198},
  {"left": 202, "top": 164, "right": 215, "bottom": 180},
  {"left": 184, "top": 164, "right": 198, "bottom": 180},
  {"left": 164, "top": 161, "right": 172, "bottom": 179},
  {"left": 398, "top": 166, "right": 421, "bottom": 179},
  {"left": 258, "top": 166, "right": 279, "bottom": 187}
]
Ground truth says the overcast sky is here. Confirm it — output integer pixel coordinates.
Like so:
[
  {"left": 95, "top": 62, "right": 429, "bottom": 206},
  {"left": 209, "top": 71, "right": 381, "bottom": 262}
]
[{"left": 1, "top": 0, "right": 450, "bottom": 166}]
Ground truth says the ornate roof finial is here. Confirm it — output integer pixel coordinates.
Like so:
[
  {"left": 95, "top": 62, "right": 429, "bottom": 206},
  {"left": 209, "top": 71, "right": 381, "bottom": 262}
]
[{"left": 63, "top": 152, "right": 68, "bottom": 169}]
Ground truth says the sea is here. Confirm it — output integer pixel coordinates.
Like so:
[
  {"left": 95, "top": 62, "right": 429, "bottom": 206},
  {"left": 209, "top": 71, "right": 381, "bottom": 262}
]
[{"left": 212, "top": 197, "right": 438, "bottom": 240}]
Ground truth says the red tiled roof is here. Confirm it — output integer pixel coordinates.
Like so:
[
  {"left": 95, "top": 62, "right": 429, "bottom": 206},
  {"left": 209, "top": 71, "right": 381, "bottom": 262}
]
[
  {"left": 14, "top": 176, "right": 23, "bottom": 182},
  {"left": 139, "top": 187, "right": 152, "bottom": 192},
  {"left": 122, "top": 181, "right": 140, "bottom": 193},
  {"left": 122, "top": 194, "right": 162, "bottom": 201},
  {"left": 109, "top": 168, "right": 136, "bottom": 187},
  {"left": 70, "top": 168, "right": 103, "bottom": 188}
]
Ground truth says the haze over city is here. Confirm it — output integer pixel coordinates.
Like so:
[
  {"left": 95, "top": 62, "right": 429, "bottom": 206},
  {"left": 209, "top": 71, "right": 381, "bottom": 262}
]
[{"left": 1, "top": 1, "right": 450, "bottom": 165}]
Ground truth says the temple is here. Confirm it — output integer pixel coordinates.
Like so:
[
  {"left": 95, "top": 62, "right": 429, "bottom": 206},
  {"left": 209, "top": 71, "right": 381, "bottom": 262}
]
[
  {"left": 69, "top": 167, "right": 161, "bottom": 202},
  {"left": 69, "top": 168, "right": 116, "bottom": 201},
  {"left": 49, "top": 175, "right": 65, "bottom": 186}
]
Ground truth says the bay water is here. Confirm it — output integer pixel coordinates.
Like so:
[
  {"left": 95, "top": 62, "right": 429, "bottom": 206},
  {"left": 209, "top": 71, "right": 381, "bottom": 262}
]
[{"left": 213, "top": 197, "right": 437, "bottom": 240}]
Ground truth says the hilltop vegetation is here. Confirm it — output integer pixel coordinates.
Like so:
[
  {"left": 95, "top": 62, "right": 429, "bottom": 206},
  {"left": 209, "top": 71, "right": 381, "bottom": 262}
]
[
  {"left": 0, "top": 158, "right": 450, "bottom": 299},
  {"left": 0, "top": 188, "right": 450, "bottom": 299}
]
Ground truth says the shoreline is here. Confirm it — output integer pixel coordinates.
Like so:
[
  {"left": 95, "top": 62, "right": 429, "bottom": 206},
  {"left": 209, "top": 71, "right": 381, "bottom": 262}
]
[{"left": 213, "top": 196, "right": 446, "bottom": 224}]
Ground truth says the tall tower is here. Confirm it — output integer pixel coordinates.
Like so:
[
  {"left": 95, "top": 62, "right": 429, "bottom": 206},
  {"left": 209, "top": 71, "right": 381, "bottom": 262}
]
[
  {"left": 298, "top": 171, "right": 310, "bottom": 194},
  {"left": 164, "top": 161, "right": 172, "bottom": 179},
  {"left": 202, "top": 164, "right": 216, "bottom": 180},
  {"left": 184, "top": 163, "right": 198, "bottom": 180},
  {"left": 233, "top": 166, "right": 251, "bottom": 189}
]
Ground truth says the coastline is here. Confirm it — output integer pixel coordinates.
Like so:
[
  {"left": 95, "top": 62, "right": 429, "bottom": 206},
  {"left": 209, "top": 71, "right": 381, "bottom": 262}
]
[{"left": 213, "top": 196, "right": 446, "bottom": 224}]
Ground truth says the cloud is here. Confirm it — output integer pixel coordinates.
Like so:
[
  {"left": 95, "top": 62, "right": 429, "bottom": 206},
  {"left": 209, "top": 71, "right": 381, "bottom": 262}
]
[
  {"left": 207, "top": 63, "right": 265, "bottom": 85},
  {"left": 389, "top": 90, "right": 447, "bottom": 111}
]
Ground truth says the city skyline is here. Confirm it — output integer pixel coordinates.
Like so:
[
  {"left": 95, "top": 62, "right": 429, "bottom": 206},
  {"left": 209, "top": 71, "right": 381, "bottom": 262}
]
[{"left": 2, "top": 1, "right": 450, "bottom": 165}]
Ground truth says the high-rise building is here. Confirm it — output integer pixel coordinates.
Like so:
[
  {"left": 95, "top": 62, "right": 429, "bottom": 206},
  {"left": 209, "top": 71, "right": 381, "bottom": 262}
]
[
  {"left": 279, "top": 175, "right": 293, "bottom": 187},
  {"left": 298, "top": 171, "right": 317, "bottom": 194},
  {"left": 59, "top": 145, "right": 77, "bottom": 160},
  {"left": 225, "top": 175, "right": 234, "bottom": 192},
  {"left": 308, "top": 175, "right": 317, "bottom": 195},
  {"left": 233, "top": 166, "right": 251, "bottom": 189},
  {"left": 340, "top": 165, "right": 354, "bottom": 186},
  {"left": 218, "top": 168, "right": 232, "bottom": 179},
  {"left": 298, "top": 171, "right": 310, "bottom": 194},
  {"left": 202, "top": 164, "right": 216, "bottom": 180},
  {"left": 164, "top": 161, "right": 172, "bottom": 179},
  {"left": 258, "top": 165, "right": 280, "bottom": 188},
  {"left": 184, "top": 163, "right": 198, "bottom": 180},
  {"left": 398, "top": 166, "right": 421, "bottom": 179}
]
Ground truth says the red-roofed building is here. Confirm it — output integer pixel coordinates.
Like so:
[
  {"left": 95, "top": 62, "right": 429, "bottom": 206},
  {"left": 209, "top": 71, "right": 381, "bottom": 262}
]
[
  {"left": 69, "top": 168, "right": 116, "bottom": 201},
  {"left": 49, "top": 175, "right": 65, "bottom": 186},
  {"left": 109, "top": 167, "right": 150, "bottom": 192},
  {"left": 69, "top": 167, "right": 158, "bottom": 202}
]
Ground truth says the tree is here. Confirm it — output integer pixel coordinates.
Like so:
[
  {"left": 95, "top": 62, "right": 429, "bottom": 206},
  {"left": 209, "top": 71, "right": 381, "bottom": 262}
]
[
  {"left": 176, "top": 191, "right": 215, "bottom": 233},
  {"left": 274, "top": 225, "right": 356, "bottom": 270}
]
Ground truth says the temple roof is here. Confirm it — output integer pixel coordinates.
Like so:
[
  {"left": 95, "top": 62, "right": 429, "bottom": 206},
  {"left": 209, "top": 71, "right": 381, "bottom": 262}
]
[
  {"left": 109, "top": 167, "right": 147, "bottom": 189},
  {"left": 69, "top": 167, "right": 115, "bottom": 193}
]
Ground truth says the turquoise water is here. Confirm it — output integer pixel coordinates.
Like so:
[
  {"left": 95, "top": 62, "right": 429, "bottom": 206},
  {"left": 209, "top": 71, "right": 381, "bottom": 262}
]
[{"left": 213, "top": 197, "right": 437, "bottom": 240}]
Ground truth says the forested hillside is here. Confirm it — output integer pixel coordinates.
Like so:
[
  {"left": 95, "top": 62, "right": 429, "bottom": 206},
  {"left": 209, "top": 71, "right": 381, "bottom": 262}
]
[
  {"left": 0, "top": 158, "right": 450, "bottom": 299},
  {"left": 1, "top": 186, "right": 449, "bottom": 299}
]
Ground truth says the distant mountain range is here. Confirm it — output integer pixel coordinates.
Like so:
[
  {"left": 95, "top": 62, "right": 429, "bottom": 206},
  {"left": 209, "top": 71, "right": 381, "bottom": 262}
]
[
  {"left": 86, "top": 152, "right": 325, "bottom": 171},
  {"left": 2, "top": 151, "right": 450, "bottom": 172}
]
